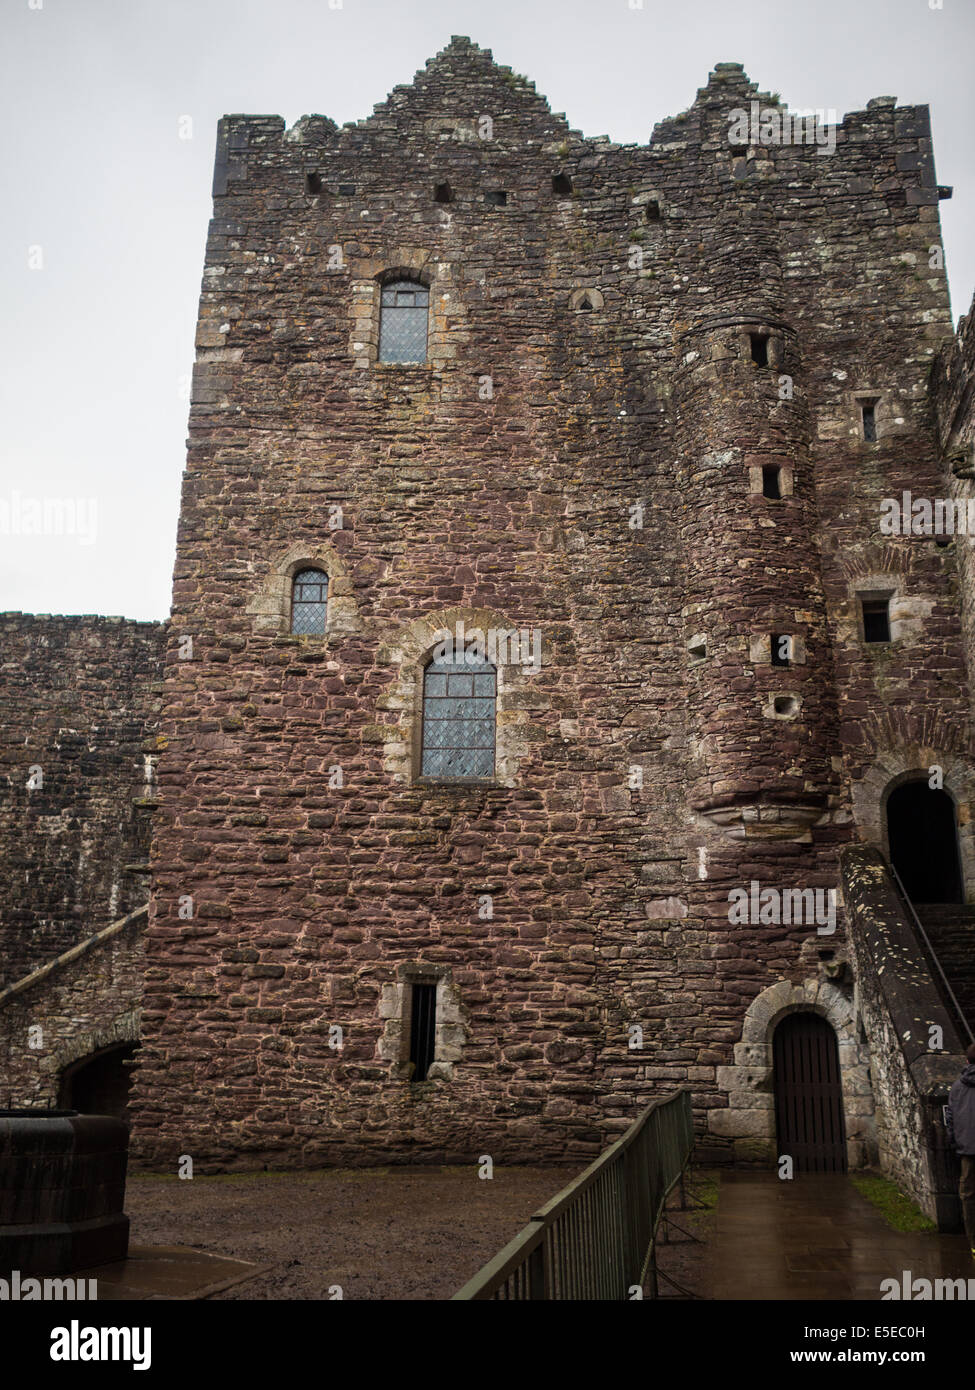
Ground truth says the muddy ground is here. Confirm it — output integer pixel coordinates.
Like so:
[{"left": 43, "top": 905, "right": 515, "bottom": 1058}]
[
  {"left": 126, "top": 1165, "right": 716, "bottom": 1300},
  {"left": 653, "top": 1171, "right": 718, "bottom": 1300}
]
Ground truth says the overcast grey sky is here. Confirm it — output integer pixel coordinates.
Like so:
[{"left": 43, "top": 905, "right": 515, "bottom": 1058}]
[{"left": 1, "top": 0, "right": 972, "bottom": 622}]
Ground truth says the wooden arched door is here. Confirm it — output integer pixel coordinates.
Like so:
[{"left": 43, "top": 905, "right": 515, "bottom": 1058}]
[{"left": 773, "top": 1012, "right": 847, "bottom": 1173}]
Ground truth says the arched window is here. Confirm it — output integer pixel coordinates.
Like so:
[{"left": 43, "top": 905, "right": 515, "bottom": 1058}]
[
  {"left": 379, "top": 280, "right": 429, "bottom": 364},
  {"left": 421, "top": 655, "right": 496, "bottom": 780},
  {"left": 291, "top": 569, "right": 328, "bottom": 635}
]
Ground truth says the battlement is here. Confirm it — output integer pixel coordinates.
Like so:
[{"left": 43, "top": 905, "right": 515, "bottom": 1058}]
[{"left": 211, "top": 43, "right": 941, "bottom": 204}]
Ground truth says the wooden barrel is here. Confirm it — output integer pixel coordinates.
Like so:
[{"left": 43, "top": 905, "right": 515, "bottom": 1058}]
[{"left": 0, "top": 1110, "right": 129, "bottom": 1274}]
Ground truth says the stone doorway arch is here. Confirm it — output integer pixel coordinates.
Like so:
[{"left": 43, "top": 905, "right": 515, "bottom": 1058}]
[
  {"left": 711, "top": 978, "right": 875, "bottom": 1168},
  {"left": 59, "top": 1040, "right": 139, "bottom": 1119},
  {"left": 886, "top": 779, "right": 964, "bottom": 904},
  {"left": 851, "top": 747, "right": 975, "bottom": 904}
]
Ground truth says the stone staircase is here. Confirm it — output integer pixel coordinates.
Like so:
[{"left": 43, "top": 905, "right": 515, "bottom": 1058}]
[{"left": 913, "top": 904, "right": 975, "bottom": 1039}]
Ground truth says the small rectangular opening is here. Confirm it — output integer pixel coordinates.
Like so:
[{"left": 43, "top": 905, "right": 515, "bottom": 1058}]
[
  {"left": 862, "top": 598, "right": 891, "bottom": 644},
  {"left": 762, "top": 465, "right": 782, "bottom": 500},
  {"left": 771, "top": 634, "right": 792, "bottom": 668},
  {"left": 485, "top": 190, "right": 508, "bottom": 206},
  {"left": 409, "top": 982, "right": 437, "bottom": 1082},
  {"left": 552, "top": 173, "right": 573, "bottom": 196},
  {"left": 749, "top": 334, "right": 769, "bottom": 367},
  {"left": 338, "top": 183, "right": 356, "bottom": 196},
  {"left": 687, "top": 638, "right": 707, "bottom": 662},
  {"left": 305, "top": 171, "right": 322, "bottom": 196},
  {"left": 434, "top": 182, "right": 453, "bottom": 204},
  {"left": 861, "top": 402, "right": 877, "bottom": 443},
  {"left": 645, "top": 199, "right": 661, "bottom": 222}
]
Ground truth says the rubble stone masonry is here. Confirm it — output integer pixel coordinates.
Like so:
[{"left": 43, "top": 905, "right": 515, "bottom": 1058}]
[
  {"left": 0, "top": 615, "right": 164, "bottom": 987},
  {"left": 119, "top": 39, "right": 972, "bottom": 1170}
]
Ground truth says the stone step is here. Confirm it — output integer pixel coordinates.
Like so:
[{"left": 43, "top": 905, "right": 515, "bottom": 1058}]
[
  {"left": 915, "top": 906, "right": 975, "bottom": 923},
  {"left": 913, "top": 906, "right": 975, "bottom": 1037},
  {"left": 923, "top": 941, "right": 975, "bottom": 958}
]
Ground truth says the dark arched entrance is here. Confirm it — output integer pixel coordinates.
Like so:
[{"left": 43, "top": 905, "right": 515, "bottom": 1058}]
[
  {"left": 773, "top": 1013, "right": 847, "bottom": 1173},
  {"left": 58, "top": 1042, "right": 138, "bottom": 1118},
  {"left": 886, "top": 781, "right": 963, "bottom": 904}
]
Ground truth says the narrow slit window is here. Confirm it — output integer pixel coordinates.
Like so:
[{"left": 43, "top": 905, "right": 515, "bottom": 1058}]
[
  {"left": 762, "top": 466, "right": 782, "bottom": 500},
  {"left": 862, "top": 598, "right": 891, "bottom": 644},
  {"left": 861, "top": 402, "right": 877, "bottom": 442},
  {"left": 750, "top": 334, "right": 769, "bottom": 367},
  {"left": 552, "top": 173, "right": 573, "bottom": 196},
  {"left": 771, "top": 634, "right": 792, "bottom": 668},
  {"left": 409, "top": 982, "right": 437, "bottom": 1082},
  {"left": 291, "top": 569, "right": 328, "bottom": 635},
  {"left": 378, "top": 279, "right": 429, "bottom": 364},
  {"left": 421, "top": 654, "right": 496, "bottom": 780}
]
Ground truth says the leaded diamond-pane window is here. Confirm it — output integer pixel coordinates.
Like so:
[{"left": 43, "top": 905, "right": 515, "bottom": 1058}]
[
  {"left": 379, "top": 280, "right": 430, "bottom": 364},
  {"left": 421, "top": 657, "right": 496, "bottom": 780},
  {"left": 291, "top": 569, "right": 328, "bottom": 635}
]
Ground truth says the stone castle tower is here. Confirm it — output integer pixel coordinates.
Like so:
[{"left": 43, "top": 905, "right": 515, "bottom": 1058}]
[{"left": 4, "top": 39, "right": 975, "bottom": 1218}]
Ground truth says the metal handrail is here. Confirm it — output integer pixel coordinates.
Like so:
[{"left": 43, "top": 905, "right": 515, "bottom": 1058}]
[
  {"left": 888, "top": 861, "right": 975, "bottom": 1045},
  {"left": 452, "top": 1087, "right": 694, "bottom": 1300}
]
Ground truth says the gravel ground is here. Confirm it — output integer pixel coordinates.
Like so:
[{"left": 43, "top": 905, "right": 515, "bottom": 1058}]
[
  {"left": 126, "top": 1164, "right": 717, "bottom": 1300},
  {"left": 126, "top": 1165, "right": 578, "bottom": 1300}
]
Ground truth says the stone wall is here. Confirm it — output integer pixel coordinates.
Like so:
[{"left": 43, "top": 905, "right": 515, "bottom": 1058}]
[
  {"left": 0, "top": 614, "right": 165, "bottom": 987},
  {"left": 932, "top": 299, "right": 975, "bottom": 710},
  {"left": 0, "top": 906, "right": 146, "bottom": 1110},
  {"left": 128, "top": 40, "right": 973, "bottom": 1170},
  {"left": 842, "top": 846, "right": 965, "bottom": 1223}
]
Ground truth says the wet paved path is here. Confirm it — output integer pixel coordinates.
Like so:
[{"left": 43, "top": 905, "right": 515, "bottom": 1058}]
[
  {"left": 75, "top": 1246, "right": 271, "bottom": 1300},
  {"left": 710, "top": 1172, "right": 974, "bottom": 1299}
]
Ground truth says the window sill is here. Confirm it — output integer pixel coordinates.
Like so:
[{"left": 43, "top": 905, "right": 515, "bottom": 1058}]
[
  {"left": 373, "top": 362, "right": 434, "bottom": 372},
  {"left": 271, "top": 633, "right": 335, "bottom": 652},
  {"left": 414, "top": 777, "right": 498, "bottom": 790}
]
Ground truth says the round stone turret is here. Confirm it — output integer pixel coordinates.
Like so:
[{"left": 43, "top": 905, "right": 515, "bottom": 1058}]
[{"left": 672, "top": 313, "right": 838, "bottom": 838}]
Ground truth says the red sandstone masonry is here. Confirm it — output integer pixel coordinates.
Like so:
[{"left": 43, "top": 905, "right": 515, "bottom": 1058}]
[{"left": 121, "top": 41, "right": 970, "bottom": 1170}]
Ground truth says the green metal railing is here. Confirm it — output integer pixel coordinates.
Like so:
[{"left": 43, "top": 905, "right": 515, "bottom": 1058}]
[{"left": 452, "top": 1088, "right": 694, "bottom": 1300}]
